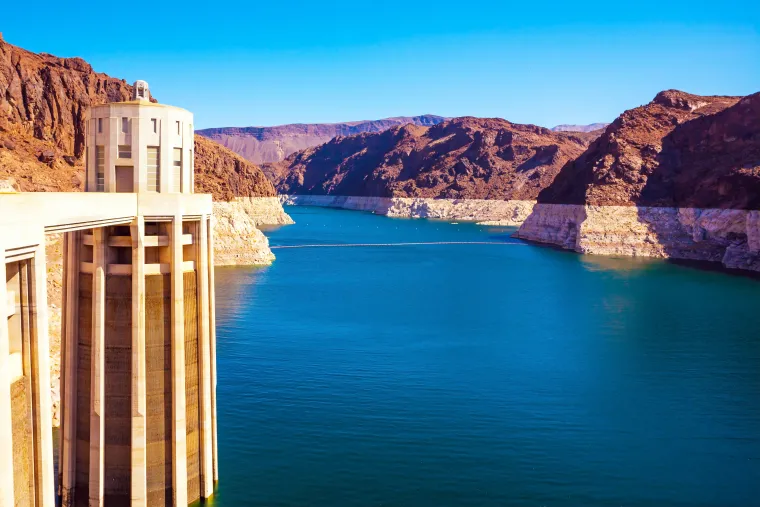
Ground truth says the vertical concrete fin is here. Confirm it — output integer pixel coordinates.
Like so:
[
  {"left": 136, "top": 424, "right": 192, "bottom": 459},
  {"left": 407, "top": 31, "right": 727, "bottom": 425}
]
[
  {"left": 30, "top": 238, "right": 55, "bottom": 507},
  {"left": 61, "top": 232, "right": 79, "bottom": 506},
  {"left": 131, "top": 218, "right": 148, "bottom": 507},
  {"left": 89, "top": 228, "right": 106, "bottom": 507},
  {"left": 171, "top": 215, "right": 188, "bottom": 507},
  {"left": 58, "top": 234, "right": 66, "bottom": 500},
  {"left": 207, "top": 216, "right": 219, "bottom": 482},
  {"left": 0, "top": 245, "right": 16, "bottom": 507},
  {"left": 197, "top": 216, "right": 214, "bottom": 498}
]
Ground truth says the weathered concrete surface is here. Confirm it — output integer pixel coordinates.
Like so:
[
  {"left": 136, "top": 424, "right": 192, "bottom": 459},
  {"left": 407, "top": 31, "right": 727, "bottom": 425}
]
[
  {"left": 281, "top": 195, "right": 535, "bottom": 225},
  {"left": 45, "top": 235, "right": 63, "bottom": 428},
  {"left": 516, "top": 204, "right": 760, "bottom": 272}
]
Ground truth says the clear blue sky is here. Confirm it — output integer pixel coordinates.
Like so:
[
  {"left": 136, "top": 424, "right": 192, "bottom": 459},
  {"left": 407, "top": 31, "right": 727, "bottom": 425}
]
[{"left": 3, "top": 1, "right": 759, "bottom": 129}]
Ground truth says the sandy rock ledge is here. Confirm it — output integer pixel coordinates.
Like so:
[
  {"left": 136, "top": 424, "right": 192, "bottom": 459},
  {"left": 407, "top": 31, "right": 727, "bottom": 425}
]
[
  {"left": 281, "top": 195, "right": 535, "bottom": 226},
  {"left": 516, "top": 204, "right": 760, "bottom": 272},
  {"left": 213, "top": 196, "right": 294, "bottom": 265}
]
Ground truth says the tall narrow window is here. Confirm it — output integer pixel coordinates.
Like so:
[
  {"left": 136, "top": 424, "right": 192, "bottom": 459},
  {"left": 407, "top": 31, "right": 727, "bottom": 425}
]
[
  {"left": 95, "top": 146, "right": 105, "bottom": 191},
  {"left": 122, "top": 117, "right": 129, "bottom": 133},
  {"left": 189, "top": 150, "right": 194, "bottom": 193},
  {"left": 97, "top": 118, "right": 103, "bottom": 133},
  {"left": 176, "top": 121, "right": 181, "bottom": 135},
  {"left": 151, "top": 118, "right": 158, "bottom": 133},
  {"left": 118, "top": 145, "right": 131, "bottom": 158},
  {"left": 147, "top": 146, "right": 160, "bottom": 192},
  {"left": 173, "top": 147, "right": 182, "bottom": 192}
]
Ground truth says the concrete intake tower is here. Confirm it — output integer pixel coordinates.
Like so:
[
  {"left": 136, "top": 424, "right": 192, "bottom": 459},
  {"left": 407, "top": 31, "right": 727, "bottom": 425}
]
[{"left": 55, "top": 82, "right": 219, "bottom": 507}]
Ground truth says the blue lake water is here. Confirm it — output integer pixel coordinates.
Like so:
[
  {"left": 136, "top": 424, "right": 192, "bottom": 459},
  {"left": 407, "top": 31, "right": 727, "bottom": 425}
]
[{"left": 211, "top": 205, "right": 760, "bottom": 506}]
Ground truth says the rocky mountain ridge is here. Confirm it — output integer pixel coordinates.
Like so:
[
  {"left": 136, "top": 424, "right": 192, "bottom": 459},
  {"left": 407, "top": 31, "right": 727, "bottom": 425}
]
[
  {"left": 539, "top": 90, "right": 758, "bottom": 209},
  {"left": 197, "top": 115, "right": 446, "bottom": 164},
  {"left": 265, "top": 117, "right": 598, "bottom": 200}
]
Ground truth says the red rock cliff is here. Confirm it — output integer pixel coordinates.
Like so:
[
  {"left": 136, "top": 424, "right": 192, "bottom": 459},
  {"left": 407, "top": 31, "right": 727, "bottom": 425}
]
[{"left": 538, "top": 90, "right": 760, "bottom": 209}]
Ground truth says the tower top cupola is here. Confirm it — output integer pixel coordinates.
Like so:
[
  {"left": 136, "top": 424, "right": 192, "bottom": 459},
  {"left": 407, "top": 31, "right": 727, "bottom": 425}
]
[
  {"left": 86, "top": 82, "right": 194, "bottom": 194},
  {"left": 133, "top": 80, "right": 150, "bottom": 102}
]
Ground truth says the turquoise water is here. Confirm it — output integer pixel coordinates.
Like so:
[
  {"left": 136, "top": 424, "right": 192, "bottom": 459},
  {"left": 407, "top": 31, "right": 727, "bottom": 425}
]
[{"left": 212, "top": 205, "right": 760, "bottom": 506}]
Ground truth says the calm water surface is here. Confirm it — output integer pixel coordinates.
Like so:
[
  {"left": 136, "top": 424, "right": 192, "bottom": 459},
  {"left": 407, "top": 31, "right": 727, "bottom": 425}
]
[{"left": 211, "top": 205, "right": 760, "bottom": 506}]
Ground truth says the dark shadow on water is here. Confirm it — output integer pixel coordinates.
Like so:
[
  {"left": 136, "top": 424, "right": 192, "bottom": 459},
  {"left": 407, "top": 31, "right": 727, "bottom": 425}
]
[
  {"left": 664, "top": 257, "right": 760, "bottom": 281},
  {"left": 512, "top": 233, "right": 760, "bottom": 280}
]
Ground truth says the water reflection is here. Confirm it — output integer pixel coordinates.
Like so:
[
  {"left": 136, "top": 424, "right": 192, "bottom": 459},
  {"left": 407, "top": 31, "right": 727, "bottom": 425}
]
[
  {"left": 580, "top": 254, "right": 663, "bottom": 274},
  {"left": 214, "top": 266, "right": 267, "bottom": 316}
]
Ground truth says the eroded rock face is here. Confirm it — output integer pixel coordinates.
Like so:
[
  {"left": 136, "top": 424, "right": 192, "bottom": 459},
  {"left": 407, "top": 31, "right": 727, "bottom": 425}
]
[
  {"left": 538, "top": 90, "right": 760, "bottom": 209},
  {"left": 516, "top": 204, "right": 760, "bottom": 272},
  {"left": 193, "top": 135, "right": 277, "bottom": 200},
  {"left": 266, "top": 117, "right": 597, "bottom": 200},
  {"left": 0, "top": 40, "right": 135, "bottom": 158},
  {"left": 212, "top": 198, "right": 293, "bottom": 265}
]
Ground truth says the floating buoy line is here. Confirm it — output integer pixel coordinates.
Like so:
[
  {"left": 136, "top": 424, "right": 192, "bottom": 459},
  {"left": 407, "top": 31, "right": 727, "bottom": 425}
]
[{"left": 270, "top": 241, "right": 529, "bottom": 249}]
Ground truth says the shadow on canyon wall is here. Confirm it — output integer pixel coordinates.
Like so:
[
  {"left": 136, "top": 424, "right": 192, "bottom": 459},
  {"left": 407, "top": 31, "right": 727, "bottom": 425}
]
[{"left": 637, "top": 92, "right": 760, "bottom": 268}]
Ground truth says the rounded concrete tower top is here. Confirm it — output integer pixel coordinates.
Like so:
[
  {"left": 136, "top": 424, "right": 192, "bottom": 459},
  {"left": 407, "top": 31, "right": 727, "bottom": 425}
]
[
  {"left": 133, "top": 80, "right": 150, "bottom": 101},
  {"left": 85, "top": 86, "right": 194, "bottom": 194}
]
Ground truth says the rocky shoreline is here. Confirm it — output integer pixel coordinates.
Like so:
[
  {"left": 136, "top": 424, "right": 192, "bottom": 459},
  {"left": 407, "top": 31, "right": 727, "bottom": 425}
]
[
  {"left": 282, "top": 194, "right": 760, "bottom": 273},
  {"left": 213, "top": 196, "right": 294, "bottom": 265},
  {"left": 281, "top": 195, "right": 535, "bottom": 226},
  {"left": 515, "top": 204, "right": 760, "bottom": 272}
]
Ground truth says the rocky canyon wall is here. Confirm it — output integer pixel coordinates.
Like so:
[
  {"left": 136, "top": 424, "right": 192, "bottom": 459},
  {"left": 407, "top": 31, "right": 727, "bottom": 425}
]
[{"left": 516, "top": 204, "right": 760, "bottom": 272}]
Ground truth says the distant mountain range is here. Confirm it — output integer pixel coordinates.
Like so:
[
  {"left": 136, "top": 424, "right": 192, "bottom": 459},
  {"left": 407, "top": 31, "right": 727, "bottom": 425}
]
[
  {"left": 551, "top": 123, "right": 609, "bottom": 133},
  {"left": 197, "top": 115, "right": 446, "bottom": 164}
]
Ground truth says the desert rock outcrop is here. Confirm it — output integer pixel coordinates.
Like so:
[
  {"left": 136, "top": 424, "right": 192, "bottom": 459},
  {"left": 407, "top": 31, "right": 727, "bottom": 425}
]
[
  {"left": 538, "top": 90, "right": 756, "bottom": 208},
  {"left": 518, "top": 90, "right": 760, "bottom": 271}
]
